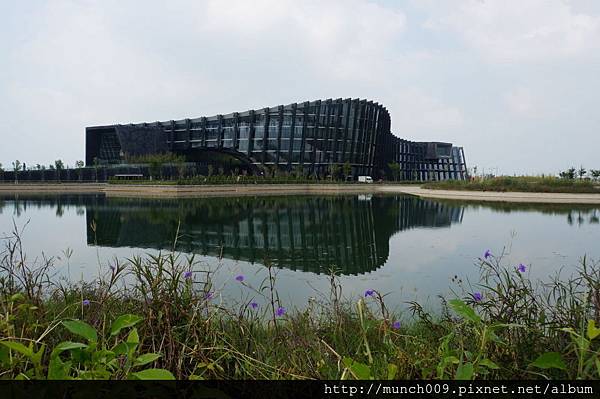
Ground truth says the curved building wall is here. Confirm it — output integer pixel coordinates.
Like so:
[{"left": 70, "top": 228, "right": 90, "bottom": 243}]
[{"left": 86, "top": 98, "right": 467, "bottom": 180}]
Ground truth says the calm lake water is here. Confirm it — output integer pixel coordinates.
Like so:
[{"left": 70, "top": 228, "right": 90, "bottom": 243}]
[{"left": 1, "top": 193, "right": 599, "bottom": 312}]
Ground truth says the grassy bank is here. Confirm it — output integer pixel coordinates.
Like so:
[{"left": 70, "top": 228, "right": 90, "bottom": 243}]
[
  {"left": 1, "top": 230, "right": 600, "bottom": 380},
  {"left": 422, "top": 176, "right": 600, "bottom": 194}
]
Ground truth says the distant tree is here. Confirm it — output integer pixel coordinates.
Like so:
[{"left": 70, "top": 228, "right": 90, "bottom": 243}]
[
  {"left": 388, "top": 162, "right": 401, "bottom": 181},
  {"left": 328, "top": 164, "right": 341, "bottom": 180},
  {"left": 292, "top": 164, "right": 304, "bottom": 179},
  {"left": 12, "top": 160, "right": 22, "bottom": 172},
  {"left": 74, "top": 160, "right": 84, "bottom": 181},
  {"left": 49, "top": 164, "right": 55, "bottom": 170},
  {"left": 343, "top": 161, "right": 352, "bottom": 180},
  {"left": 52, "top": 159, "right": 64, "bottom": 182},
  {"left": 35, "top": 164, "right": 41, "bottom": 170},
  {"left": 0, "top": 162, "right": 3, "bottom": 172},
  {"left": 12, "top": 160, "right": 22, "bottom": 183},
  {"left": 559, "top": 167, "right": 576, "bottom": 180},
  {"left": 591, "top": 169, "right": 600, "bottom": 181},
  {"left": 177, "top": 161, "right": 187, "bottom": 180},
  {"left": 578, "top": 166, "right": 586, "bottom": 180}
]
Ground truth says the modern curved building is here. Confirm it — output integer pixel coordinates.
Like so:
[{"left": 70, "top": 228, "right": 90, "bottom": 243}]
[{"left": 86, "top": 98, "right": 467, "bottom": 180}]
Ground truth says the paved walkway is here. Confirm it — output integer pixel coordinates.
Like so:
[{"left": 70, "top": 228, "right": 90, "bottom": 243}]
[{"left": 380, "top": 186, "right": 600, "bottom": 204}]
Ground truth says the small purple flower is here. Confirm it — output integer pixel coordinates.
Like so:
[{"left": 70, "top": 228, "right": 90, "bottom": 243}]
[
  {"left": 472, "top": 292, "right": 483, "bottom": 302},
  {"left": 364, "top": 289, "right": 375, "bottom": 297},
  {"left": 250, "top": 302, "right": 259, "bottom": 309},
  {"left": 204, "top": 291, "right": 214, "bottom": 300},
  {"left": 276, "top": 307, "right": 286, "bottom": 317},
  {"left": 484, "top": 249, "right": 491, "bottom": 259},
  {"left": 82, "top": 299, "right": 90, "bottom": 306},
  {"left": 183, "top": 271, "right": 193, "bottom": 280},
  {"left": 109, "top": 265, "right": 115, "bottom": 272},
  {"left": 517, "top": 263, "right": 526, "bottom": 273},
  {"left": 235, "top": 274, "right": 245, "bottom": 282},
  {"left": 392, "top": 321, "right": 401, "bottom": 329}
]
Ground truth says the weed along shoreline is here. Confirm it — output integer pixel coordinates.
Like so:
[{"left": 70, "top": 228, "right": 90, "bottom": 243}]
[{"left": 2, "top": 182, "right": 600, "bottom": 204}]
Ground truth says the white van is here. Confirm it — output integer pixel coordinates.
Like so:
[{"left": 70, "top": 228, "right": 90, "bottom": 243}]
[{"left": 357, "top": 176, "right": 373, "bottom": 183}]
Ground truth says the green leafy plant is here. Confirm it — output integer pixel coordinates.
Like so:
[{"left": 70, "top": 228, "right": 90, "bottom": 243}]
[
  {"left": 0, "top": 314, "right": 173, "bottom": 380},
  {"left": 531, "top": 320, "right": 600, "bottom": 379},
  {"left": 442, "top": 299, "right": 513, "bottom": 380}
]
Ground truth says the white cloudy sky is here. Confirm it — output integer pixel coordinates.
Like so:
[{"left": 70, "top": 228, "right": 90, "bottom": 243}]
[{"left": 1, "top": 0, "right": 599, "bottom": 175}]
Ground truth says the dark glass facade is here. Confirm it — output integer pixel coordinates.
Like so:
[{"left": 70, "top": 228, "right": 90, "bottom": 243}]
[{"left": 86, "top": 98, "right": 467, "bottom": 180}]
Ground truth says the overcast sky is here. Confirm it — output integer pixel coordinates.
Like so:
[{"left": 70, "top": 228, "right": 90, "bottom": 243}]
[{"left": 1, "top": 0, "right": 599, "bottom": 175}]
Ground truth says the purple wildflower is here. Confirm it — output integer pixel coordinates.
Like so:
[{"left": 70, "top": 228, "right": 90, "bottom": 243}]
[
  {"left": 82, "top": 299, "right": 90, "bottom": 306},
  {"left": 109, "top": 265, "right": 115, "bottom": 272},
  {"left": 250, "top": 302, "right": 259, "bottom": 309},
  {"left": 517, "top": 263, "right": 526, "bottom": 273},
  {"left": 204, "top": 291, "right": 214, "bottom": 300},
  {"left": 392, "top": 321, "right": 401, "bottom": 329},
  {"left": 235, "top": 274, "right": 245, "bottom": 282},
  {"left": 364, "top": 289, "right": 375, "bottom": 297},
  {"left": 183, "top": 271, "right": 193, "bottom": 280},
  {"left": 484, "top": 249, "right": 491, "bottom": 259},
  {"left": 276, "top": 307, "right": 286, "bottom": 317},
  {"left": 472, "top": 292, "right": 483, "bottom": 302}
]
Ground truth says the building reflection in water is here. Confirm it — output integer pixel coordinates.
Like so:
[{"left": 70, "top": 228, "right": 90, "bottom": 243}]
[
  {"left": 0, "top": 193, "right": 464, "bottom": 275},
  {"left": 81, "top": 195, "right": 464, "bottom": 275}
]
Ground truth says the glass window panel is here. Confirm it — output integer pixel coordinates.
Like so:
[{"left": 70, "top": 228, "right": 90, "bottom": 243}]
[
  {"left": 304, "top": 151, "right": 314, "bottom": 162},
  {"left": 264, "top": 152, "right": 277, "bottom": 162},
  {"left": 293, "top": 126, "right": 303, "bottom": 139},
  {"left": 304, "top": 140, "right": 313, "bottom": 153},
  {"left": 239, "top": 127, "right": 250, "bottom": 139},
  {"left": 206, "top": 130, "right": 219, "bottom": 140},
  {"left": 223, "top": 128, "right": 233, "bottom": 140}
]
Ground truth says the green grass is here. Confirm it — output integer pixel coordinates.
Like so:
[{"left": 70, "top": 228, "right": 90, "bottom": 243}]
[
  {"left": 1, "top": 230, "right": 600, "bottom": 379},
  {"left": 422, "top": 176, "right": 600, "bottom": 193}
]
